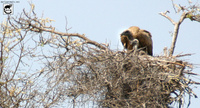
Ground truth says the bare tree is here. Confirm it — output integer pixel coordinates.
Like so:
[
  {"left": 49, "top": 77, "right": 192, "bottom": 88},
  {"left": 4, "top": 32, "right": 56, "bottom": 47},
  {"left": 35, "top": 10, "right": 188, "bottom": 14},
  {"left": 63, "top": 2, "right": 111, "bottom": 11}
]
[
  {"left": 0, "top": 2, "right": 199, "bottom": 108},
  {"left": 160, "top": 1, "right": 200, "bottom": 56}
]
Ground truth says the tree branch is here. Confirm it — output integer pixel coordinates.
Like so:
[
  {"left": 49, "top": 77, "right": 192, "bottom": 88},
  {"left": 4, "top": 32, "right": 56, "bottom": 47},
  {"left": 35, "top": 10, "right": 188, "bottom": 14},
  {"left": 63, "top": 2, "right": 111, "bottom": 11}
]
[
  {"left": 159, "top": 11, "right": 176, "bottom": 25},
  {"left": 169, "top": 12, "right": 187, "bottom": 56},
  {"left": 14, "top": 10, "right": 107, "bottom": 50},
  {"left": 36, "top": 28, "right": 107, "bottom": 50},
  {"left": 160, "top": 11, "right": 187, "bottom": 56}
]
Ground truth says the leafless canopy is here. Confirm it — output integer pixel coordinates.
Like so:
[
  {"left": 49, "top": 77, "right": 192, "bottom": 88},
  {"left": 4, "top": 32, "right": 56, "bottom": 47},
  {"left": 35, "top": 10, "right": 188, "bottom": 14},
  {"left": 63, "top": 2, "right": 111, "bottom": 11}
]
[
  {"left": 0, "top": 5, "right": 199, "bottom": 108},
  {"left": 160, "top": 2, "right": 200, "bottom": 56}
]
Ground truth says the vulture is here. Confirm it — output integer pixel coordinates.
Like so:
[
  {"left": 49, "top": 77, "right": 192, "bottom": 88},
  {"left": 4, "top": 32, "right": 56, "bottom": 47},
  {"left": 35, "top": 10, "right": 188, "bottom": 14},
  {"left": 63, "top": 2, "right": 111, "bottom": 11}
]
[{"left": 120, "top": 26, "right": 153, "bottom": 55}]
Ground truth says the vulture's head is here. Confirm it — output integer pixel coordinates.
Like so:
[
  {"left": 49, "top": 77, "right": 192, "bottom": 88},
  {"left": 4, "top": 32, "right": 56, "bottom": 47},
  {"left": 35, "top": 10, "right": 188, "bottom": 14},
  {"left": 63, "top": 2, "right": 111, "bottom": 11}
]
[{"left": 120, "top": 26, "right": 140, "bottom": 50}]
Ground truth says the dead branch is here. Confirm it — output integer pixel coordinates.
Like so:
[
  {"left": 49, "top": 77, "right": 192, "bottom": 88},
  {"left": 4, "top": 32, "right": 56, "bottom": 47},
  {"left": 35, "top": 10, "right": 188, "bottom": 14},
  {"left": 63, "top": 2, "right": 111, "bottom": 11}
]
[
  {"left": 160, "top": 2, "right": 200, "bottom": 56},
  {"left": 18, "top": 9, "right": 107, "bottom": 50},
  {"left": 159, "top": 11, "right": 187, "bottom": 56},
  {"left": 159, "top": 11, "right": 176, "bottom": 25}
]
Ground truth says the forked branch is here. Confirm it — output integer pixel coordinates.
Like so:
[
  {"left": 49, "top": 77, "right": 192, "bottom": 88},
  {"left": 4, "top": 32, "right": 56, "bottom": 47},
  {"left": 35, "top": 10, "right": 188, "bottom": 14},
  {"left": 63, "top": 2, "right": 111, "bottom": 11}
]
[
  {"left": 159, "top": 11, "right": 187, "bottom": 56},
  {"left": 160, "top": 2, "right": 200, "bottom": 56}
]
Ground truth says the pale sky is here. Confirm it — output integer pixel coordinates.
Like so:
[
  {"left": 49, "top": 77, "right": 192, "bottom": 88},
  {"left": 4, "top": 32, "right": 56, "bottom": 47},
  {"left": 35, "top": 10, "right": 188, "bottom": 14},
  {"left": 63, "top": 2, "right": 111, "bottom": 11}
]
[{"left": 1, "top": 0, "right": 200, "bottom": 108}]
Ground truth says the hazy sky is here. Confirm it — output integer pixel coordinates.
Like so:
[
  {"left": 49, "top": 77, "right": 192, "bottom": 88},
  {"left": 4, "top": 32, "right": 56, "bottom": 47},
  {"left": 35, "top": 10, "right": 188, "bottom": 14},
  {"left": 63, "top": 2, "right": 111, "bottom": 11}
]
[{"left": 1, "top": 0, "right": 200, "bottom": 107}]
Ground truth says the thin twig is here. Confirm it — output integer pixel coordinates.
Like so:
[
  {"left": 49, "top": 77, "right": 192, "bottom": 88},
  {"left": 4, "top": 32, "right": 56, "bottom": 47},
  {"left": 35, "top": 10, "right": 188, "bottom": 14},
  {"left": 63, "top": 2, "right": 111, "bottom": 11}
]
[{"left": 171, "top": 0, "right": 177, "bottom": 13}]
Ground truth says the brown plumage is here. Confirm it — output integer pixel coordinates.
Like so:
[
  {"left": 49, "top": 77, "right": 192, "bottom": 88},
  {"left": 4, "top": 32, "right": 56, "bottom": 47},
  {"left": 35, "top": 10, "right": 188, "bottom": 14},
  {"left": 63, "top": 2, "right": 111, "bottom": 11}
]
[{"left": 120, "top": 26, "right": 153, "bottom": 55}]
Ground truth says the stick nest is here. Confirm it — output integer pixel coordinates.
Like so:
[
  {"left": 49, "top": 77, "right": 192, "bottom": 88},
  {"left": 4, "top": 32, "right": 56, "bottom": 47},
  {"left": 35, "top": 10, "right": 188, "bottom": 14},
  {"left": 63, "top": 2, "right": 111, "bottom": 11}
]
[{"left": 60, "top": 45, "right": 198, "bottom": 108}]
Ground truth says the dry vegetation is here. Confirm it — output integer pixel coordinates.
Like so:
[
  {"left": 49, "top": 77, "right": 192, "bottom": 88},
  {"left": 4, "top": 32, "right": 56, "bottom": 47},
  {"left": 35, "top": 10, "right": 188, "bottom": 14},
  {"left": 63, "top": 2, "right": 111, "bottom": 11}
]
[
  {"left": 46, "top": 44, "right": 198, "bottom": 108},
  {"left": 0, "top": 2, "right": 200, "bottom": 108}
]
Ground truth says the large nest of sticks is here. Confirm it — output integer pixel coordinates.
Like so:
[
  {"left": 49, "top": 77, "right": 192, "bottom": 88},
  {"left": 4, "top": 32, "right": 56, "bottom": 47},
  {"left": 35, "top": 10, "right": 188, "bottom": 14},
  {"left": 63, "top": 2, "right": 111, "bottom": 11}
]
[
  {"left": 56, "top": 43, "right": 198, "bottom": 108},
  {"left": 97, "top": 51, "right": 196, "bottom": 108}
]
